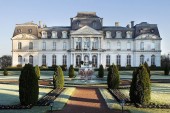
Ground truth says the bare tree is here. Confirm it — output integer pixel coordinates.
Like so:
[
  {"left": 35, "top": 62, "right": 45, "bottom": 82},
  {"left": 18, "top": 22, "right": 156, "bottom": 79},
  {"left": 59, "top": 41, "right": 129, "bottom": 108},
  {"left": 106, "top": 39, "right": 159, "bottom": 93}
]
[{"left": 0, "top": 55, "right": 12, "bottom": 69}]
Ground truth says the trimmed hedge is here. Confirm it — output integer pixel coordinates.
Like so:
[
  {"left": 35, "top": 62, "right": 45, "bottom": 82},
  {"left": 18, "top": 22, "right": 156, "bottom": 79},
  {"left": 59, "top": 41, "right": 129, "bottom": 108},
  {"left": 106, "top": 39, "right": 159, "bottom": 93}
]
[{"left": 19, "top": 64, "right": 39, "bottom": 105}]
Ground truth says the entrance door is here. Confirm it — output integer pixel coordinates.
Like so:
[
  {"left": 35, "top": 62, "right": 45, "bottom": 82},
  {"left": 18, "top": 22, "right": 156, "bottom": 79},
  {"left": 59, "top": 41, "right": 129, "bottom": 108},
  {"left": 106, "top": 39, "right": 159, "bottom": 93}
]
[{"left": 84, "top": 55, "right": 89, "bottom": 66}]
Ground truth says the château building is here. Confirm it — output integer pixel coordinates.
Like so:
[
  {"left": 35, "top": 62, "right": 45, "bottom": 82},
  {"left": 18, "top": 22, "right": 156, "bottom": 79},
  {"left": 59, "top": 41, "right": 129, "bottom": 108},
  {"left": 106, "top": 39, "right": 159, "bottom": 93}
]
[{"left": 11, "top": 12, "right": 161, "bottom": 68}]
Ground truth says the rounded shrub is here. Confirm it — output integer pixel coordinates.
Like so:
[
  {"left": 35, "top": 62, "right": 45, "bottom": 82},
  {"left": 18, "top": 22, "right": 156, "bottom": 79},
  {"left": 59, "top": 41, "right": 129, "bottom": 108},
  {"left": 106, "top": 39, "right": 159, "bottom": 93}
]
[
  {"left": 68, "top": 65, "right": 75, "bottom": 78},
  {"left": 98, "top": 64, "right": 104, "bottom": 78},
  {"left": 107, "top": 64, "right": 120, "bottom": 89},
  {"left": 35, "top": 65, "right": 40, "bottom": 79},
  {"left": 53, "top": 66, "right": 64, "bottom": 89},
  {"left": 3, "top": 69, "right": 8, "bottom": 76},
  {"left": 19, "top": 64, "right": 39, "bottom": 105}
]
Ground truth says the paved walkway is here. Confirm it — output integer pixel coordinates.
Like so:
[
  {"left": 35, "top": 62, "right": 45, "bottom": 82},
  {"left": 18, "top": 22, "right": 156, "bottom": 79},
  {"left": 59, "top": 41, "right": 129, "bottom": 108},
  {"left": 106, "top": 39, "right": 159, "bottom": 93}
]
[{"left": 52, "top": 87, "right": 128, "bottom": 113}]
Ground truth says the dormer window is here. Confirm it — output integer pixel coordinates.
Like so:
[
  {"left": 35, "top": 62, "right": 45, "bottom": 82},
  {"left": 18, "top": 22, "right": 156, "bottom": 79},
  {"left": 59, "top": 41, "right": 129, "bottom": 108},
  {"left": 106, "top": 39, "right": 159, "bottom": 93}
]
[
  {"left": 28, "top": 29, "right": 32, "bottom": 33},
  {"left": 116, "top": 31, "right": 122, "bottom": 38},
  {"left": 92, "top": 21, "right": 97, "bottom": 28},
  {"left": 17, "top": 29, "right": 22, "bottom": 33},
  {"left": 76, "top": 21, "right": 80, "bottom": 27},
  {"left": 126, "top": 31, "right": 132, "bottom": 38},
  {"left": 62, "top": 31, "right": 67, "bottom": 38},
  {"left": 42, "top": 31, "right": 47, "bottom": 38},
  {"left": 52, "top": 31, "right": 57, "bottom": 38},
  {"left": 106, "top": 31, "right": 111, "bottom": 38}
]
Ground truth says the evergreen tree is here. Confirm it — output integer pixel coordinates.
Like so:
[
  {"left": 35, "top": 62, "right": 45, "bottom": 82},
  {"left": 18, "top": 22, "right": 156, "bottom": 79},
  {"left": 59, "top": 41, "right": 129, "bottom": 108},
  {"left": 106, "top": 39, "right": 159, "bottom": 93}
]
[
  {"left": 68, "top": 65, "right": 75, "bottom": 78},
  {"left": 53, "top": 66, "right": 64, "bottom": 89},
  {"left": 98, "top": 64, "right": 104, "bottom": 78},
  {"left": 144, "top": 62, "right": 151, "bottom": 78},
  {"left": 35, "top": 65, "right": 40, "bottom": 79},
  {"left": 3, "top": 69, "right": 8, "bottom": 76},
  {"left": 19, "top": 64, "right": 39, "bottom": 105},
  {"left": 130, "top": 65, "right": 151, "bottom": 105},
  {"left": 107, "top": 64, "right": 120, "bottom": 89},
  {"left": 164, "top": 62, "right": 169, "bottom": 75}
]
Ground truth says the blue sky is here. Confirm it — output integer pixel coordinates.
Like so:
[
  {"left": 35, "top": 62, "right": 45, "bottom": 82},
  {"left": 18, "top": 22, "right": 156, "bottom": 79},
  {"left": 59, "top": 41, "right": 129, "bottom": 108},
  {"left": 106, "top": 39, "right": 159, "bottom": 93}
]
[{"left": 0, "top": 0, "right": 170, "bottom": 57}]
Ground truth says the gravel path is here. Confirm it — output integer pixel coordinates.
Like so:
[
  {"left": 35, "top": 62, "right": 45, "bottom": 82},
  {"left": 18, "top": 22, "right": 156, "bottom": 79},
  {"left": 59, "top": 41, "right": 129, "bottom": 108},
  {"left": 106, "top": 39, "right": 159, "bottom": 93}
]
[{"left": 52, "top": 87, "right": 129, "bottom": 113}]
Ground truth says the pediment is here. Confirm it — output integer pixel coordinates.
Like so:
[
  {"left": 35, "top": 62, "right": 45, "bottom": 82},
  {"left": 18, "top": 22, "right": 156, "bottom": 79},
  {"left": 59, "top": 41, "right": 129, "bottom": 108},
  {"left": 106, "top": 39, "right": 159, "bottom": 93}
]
[
  {"left": 71, "top": 25, "right": 102, "bottom": 35},
  {"left": 12, "top": 33, "right": 38, "bottom": 40},
  {"left": 135, "top": 34, "right": 160, "bottom": 40}
]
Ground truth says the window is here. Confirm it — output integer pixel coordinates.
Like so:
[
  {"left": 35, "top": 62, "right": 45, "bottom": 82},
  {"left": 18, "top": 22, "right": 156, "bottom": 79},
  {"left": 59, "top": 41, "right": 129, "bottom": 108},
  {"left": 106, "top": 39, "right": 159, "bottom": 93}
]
[
  {"left": 63, "top": 55, "right": 67, "bottom": 65},
  {"left": 29, "top": 55, "right": 33, "bottom": 65},
  {"left": 126, "top": 31, "right": 132, "bottom": 38},
  {"left": 76, "top": 55, "right": 81, "bottom": 66},
  {"left": 92, "top": 21, "right": 97, "bottom": 28},
  {"left": 116, "top": 31, "right": 122, "bottom": 38},
  {"left": 62, "top": 31, "right": 67, "bottom": 38},
  {"left": 53, "top": 42, "right": 56, "bottom": 50},
  {"left": 106, "top": 31, "right": 111, "bottom": 38},
  {"left": 140, "top": 55, "right": 144, "bottom": 64},
  {"left": 52, "top": 31, "right": 57, "bottom": 38},
  {"left": 92, "top": 55, "right": 97, "bottom": 67},
  {"left": 92, "top": 38, "right": 98, "bottom": 49},
  {"left": 42, "top": 42, "right": 46, "bottom": 50},
  {"left": 151, "top": 55, "right": 155, "bottom": 65},
  {"left": 117, "top": 42, "right": 121, "bottom": 50},
  {"left": 63, "top": 42, "right": 66, "bottom": 50},
  {"left": 42, "top": 55, "right": 46, "bottom": 65},
  {"left": 52, "top": 55, "right": 56, "bottom": 65},
  {"left": 84, "top": 55, "right": 89, "bottom": 66},
  {"left": 116, "top": 55, "right": 121, "bottom": 65},
  {"left": 17, "top": 29, "right": 22, "bottom": 33},
  {"left": 84, "top": 38, "right": 90, "bottom": 49},
  {"left": 28, "top": 29, "right": 32, "bottom": 33},
  {"left": 76, "top": 21, "right": 80, "bottom": 27},
  {"left": 18, "top": 55, "right": 22, "bottom": 65},
  {"left": 106, "top": 55, "right": 110, "bottom": 66},
  {"left": 151, "top": 42, "right": 155, "bottom": 50},
  {"left": 76, "top": 38, "right": 81, "bottom": 49},
  {"left": 18, "top": 42, "right": 22, "bottom": 49},
  {"left": 140, "top": 42, "right": 144, "bottom": 50},
  {"left": 29, "top": 42, "right": 33, "bottom": 50},
  {"left": 127, "top": 42, "right": 131, "bottom": 50},
  {"left": 107, "top": 42, "right": 110, "bottom": 50},
  {"left": 42, "top": 31, "right": 47, "bottom": 38},
  {"left": 127, "top": 55, "right": 131, "bottom": 66}
]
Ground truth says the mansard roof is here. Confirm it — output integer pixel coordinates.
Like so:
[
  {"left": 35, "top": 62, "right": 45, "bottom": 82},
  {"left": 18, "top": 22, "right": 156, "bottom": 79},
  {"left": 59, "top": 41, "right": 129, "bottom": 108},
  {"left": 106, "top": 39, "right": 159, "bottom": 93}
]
[
  {"left": 71, "top": 25, "right": 102, "bottom": 35},
  {"left": 74, "top": 12, "right": 99, "bottom": 18}
]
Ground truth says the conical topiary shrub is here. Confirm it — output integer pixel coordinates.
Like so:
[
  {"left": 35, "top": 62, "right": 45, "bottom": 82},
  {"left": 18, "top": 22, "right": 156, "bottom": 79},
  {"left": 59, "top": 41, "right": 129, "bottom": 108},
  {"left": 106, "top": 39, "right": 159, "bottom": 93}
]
[
  {"left": 53, "top": 66, "right": 64, "bottom": 89},
  {"left": 144, "top": 62, "right": 151, "bottom": 78},
  {"left": 68, "top": 65, "right": 75, "bottom": 78},
  {"left": 19, "top": 64, "right": 39, "bottom": 105},
  {"left": 164, "top": 62, "right": 169, "bottom": 75},
  {"left": 130, "top": 65, "right": 151, "bottom": 105},
  {"left": 107, "top": 64, "right": 120, "bottom": 89},
  {"left": 35, "top": 65, "right": 40, "bottom": 79},
  {"left": 3, "top": 69, "right": 8, "bottom": 76},
  {"left": 98, "top": 64, "right": 104, "bottom": 78}
]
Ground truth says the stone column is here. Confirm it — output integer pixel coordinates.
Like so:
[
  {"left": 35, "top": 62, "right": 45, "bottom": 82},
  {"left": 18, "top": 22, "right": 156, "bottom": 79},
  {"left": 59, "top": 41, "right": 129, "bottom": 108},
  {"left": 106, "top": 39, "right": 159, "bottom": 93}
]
[
  {"left": 98, "top": 37, "right": 99, "bottom": 49},
  {"left": 81, "top": 53, "right": 83, "bottom": 61},
  {"left": 97, "top": 53, "right": 99, "bottom": 67},
  {"left": 74, "top": 53, "right": 76, "bottom": 67},
  {"left": 81, "top": 37, "right": 83, "bottom": 49},
  {"left": 71, "top": 53, "right": 72, "bottom": 65}
]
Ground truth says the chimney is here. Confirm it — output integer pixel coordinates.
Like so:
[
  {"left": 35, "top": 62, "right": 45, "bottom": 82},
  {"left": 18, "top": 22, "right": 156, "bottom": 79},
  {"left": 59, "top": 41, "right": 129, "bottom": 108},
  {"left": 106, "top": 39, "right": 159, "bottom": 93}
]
[
  {"left": 126, "top": 24, "right": 130, "bottom": 28},
  {"left": 39, "top": 21, "right": 42, "bottom": 28},
  {"left": 115, "top": 22, "right": 119, "bottom": 26},
  {"left": 131, "top": 21, "right": 134, "bottom": 28}
]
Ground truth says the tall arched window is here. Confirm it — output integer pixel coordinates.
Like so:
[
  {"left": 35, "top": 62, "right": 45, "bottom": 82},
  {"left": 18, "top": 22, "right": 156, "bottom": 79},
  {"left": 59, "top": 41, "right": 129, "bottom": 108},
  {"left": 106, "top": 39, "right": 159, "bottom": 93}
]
[
  {"left": 127, "top": 55, "right": 131, "bottom": 65},
  {"left": 29, "top": 55, "right": 33, "bottom": 65},
  {"left": 140, "top": 42, "right": 144, "bottom": 50},
  {"left": 106, "top": 55, "right": 110, "bottom": 66},
  {"left": 92, "top": 55, "right": 97, "bottom": 67},
  {"left": 29, "top": 42, "right": 33, "bottom": 50},
  {"left": 116, "top": 55, "right": 121, "bottom": 65},
  {"left": 84, "top": 55, "right": 89, "bottom": 66},
  {"left": 76, "top": 55, "right": 81, "bottom": 66},
  {"left": 52, "top": 55, "right": 56, "bottom": 65},
  {"left": 18, "top": 42, "right": 22, "bottom": 49},
  {"left": 42, "top": 55, "right": 46, "bottom": 65},
  {"left": 18, "top": 55, "right": 22, "bottom": 64},
  {"left": 140, "top": 55, "right": 144, "bottom": 64},
  {"left": 63, "top": 55, "right": 67, "bottom": 65},
  {"left": 151, "top": 55, "right": 155, "bottom": 65}
]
